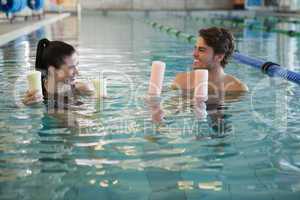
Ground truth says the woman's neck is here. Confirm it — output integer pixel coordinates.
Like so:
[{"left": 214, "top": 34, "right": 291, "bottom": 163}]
[{"left": 44, "top": 76, "right": 57, "bottom": 95}]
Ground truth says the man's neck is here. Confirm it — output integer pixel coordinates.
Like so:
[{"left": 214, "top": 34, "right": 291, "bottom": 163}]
[{"left": 208, "top": 65, "right": 225, "bottom": 82}]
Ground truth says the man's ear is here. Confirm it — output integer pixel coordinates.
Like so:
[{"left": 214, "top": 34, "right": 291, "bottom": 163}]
[{"left": 214, "top": 53, "right": 225, "bottom": 63}]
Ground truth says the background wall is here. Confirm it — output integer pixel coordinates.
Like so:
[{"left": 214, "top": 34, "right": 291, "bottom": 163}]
[
  {"left": 41, "top": 0, "right": 300, "bottom": 12},
  {"left": 78, "top": 0, "right": 233, "bottom": 10}
]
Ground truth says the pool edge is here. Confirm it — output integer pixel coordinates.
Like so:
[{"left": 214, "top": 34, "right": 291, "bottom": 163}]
[{"left": 0, "top": 13, "right": 71, "bottom": 47}]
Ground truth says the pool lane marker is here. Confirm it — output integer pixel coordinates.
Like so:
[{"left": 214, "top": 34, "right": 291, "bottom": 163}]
[
  {"left": 214, "top": 13, "right": 300, "bottom": 25},
  {"left": 182, "top": 15, "right": 300, "bottom": 37},
  {"left": 145, "top": 20, "right": 300, "bottom": 85}
]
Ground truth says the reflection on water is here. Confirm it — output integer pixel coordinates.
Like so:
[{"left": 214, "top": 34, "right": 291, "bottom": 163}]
[{"left": 1, "top": 13, "right": 300, "bottom": 200}]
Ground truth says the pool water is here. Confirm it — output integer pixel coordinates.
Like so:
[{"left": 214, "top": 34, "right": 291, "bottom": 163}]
[{"left": 1, "top": 12, "right": 300, "bottom": 200}]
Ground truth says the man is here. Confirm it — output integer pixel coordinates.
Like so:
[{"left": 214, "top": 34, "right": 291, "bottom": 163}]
[{"left": 172, "top": 27, "right": 248, "bottom": 98}]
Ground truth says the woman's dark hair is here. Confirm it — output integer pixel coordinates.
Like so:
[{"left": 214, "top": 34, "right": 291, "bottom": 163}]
[
  {"left": 35, "top": 38, "right": 75, "bottom": 97},
  {"left": 35, "top": 38, "right": 75, "bottom": 73},
  {"left": 199, "top": 27, "right": 235, "bottom": 68}
]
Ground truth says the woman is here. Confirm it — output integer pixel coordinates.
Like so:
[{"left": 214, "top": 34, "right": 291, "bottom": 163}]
[{"left": 23, "top": 38, "right": 93, "bottom": 106}]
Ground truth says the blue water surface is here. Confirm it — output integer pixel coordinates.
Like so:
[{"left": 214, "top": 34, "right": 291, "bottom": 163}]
[{"left": 1, "top": 11, "right": 300, "bottom": 200}]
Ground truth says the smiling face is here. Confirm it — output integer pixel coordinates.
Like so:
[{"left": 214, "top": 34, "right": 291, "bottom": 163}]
[
  {"left": 192, "top": 37, "right": 224, "bottom": 71},
  {"left": 54, "top": 52, "right": 79, "bottom": 84}
]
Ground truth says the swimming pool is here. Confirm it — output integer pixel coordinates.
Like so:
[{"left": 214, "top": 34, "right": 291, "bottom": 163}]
[{"left": 1, "top": 11, "right": 300, "bottom": 200}]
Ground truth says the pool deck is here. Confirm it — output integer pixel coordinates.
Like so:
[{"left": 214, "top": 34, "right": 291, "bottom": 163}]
[{"left": 0, "top": 12, "right": 70, "bottom": 47}]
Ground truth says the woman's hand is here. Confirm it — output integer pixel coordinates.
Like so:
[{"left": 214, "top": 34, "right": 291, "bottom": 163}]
[
  {"left": 22, "top": 90, "right": 43, "bottom": 105},
  {"left": 74, "top": 81, "right": 94, "bottom": 96}
]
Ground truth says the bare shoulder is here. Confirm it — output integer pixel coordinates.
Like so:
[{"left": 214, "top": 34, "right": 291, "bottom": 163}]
[
  {"left": 224, "top": 74, "right": 248, "bottom": 92},
  {"left": 174, "top": 71, "right": 193, "bottom": 80},
  {"left": 172, "top": 71, "right": 194, "bottom": 90}
]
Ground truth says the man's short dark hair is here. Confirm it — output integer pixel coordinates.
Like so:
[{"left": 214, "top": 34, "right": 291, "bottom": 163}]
[{"left": 199, "top": 27, "right": 235, "bottom": 68}]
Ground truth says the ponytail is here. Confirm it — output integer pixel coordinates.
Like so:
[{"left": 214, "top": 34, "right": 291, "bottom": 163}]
[
  {"left": 35, "top": 38, "right": 50, "bottom": 72},
  {"left": 35, "top": 38, "right": 75, "bottom": 75}
]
